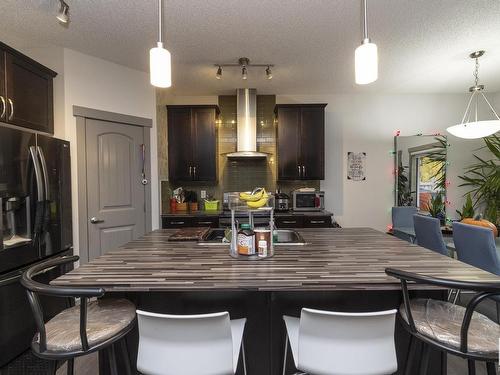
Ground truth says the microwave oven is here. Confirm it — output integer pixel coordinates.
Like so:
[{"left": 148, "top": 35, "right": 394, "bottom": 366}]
[{"left": 292, "top": 191, "right": 325, "bottom": 211}]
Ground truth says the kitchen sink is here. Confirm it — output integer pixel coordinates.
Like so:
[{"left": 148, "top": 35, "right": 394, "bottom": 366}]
[{"left": 198, "top": 229, "right": 308, "bottom": 246}]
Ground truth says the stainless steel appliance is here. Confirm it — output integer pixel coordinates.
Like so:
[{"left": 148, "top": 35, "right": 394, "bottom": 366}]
[
  {"left": 0, "top": 125, "right": 72, "bottom": 368},
  {"left": 292, "top": 191, "right": 325, "bottom": 211},
  {"left": 275, "top": 192, "right": 290, "bottom": 212}
]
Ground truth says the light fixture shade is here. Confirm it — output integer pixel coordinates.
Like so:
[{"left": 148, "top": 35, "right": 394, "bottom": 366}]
[
  {"left": 355, "top": 41, "right": 378, "bottom": 85},
  {"left": 150, "top": 42, "right": 171, "bottom": 88},
  {"left": 446, "top": 120, "right": 500, "bottom": 139}
]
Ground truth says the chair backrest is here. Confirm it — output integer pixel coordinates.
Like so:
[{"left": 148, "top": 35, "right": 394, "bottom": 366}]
[
  {"left": 21, "top": 255, "right": 105, "bottom": 355},
  {"left": 453, "top": 222, "right": 500, "bottom": 276},
  {"left": 413, "top": 214, "right": 448, "bottom": 255},
  {"left": 392, "top": 206, "right": 417, "bottom": 229},
  {"left": 136, "top": 310, "right": 234, "bottom": 375},
  {"left": 297, "top": 308, "right": 398, "bottom": 375}
]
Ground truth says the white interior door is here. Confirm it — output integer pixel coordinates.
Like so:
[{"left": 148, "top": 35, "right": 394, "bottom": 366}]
[{"left": 85, "top": 118, "right": 146, "bottom": 260}]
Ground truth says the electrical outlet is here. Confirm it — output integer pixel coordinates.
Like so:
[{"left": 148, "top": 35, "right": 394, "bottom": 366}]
[{"left": 200, "top": 190, "right": 207, "bottom": 199}]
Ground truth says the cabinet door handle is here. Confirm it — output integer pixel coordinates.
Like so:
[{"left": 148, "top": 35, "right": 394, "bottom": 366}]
[
  {"left": 302, "top": 165, "right": 306, "bottom": 177},
  {"left": 297, "top": 165, "right": 301, "bottom": 177},
  {"left": 0, "top": 96, "right": 5, "bottom": 119},
  {"left": 193, "top": 166, "right": 197, "bottom": 179},
  {"left": 189, "top": 166, "right": 193, "bottom": 177},
  {"left": 7, "top": 98, "right": 14, "bottom": 121},
  {"left": 310, "top": 220, "right": 325, "bottom": 224},
  {"left": 197, "top": 221, "right": 213, "bottom": 225},
  {"left": 282, "top": 220, "right": 297, "bottom": 224},
  {"left": 171, "top": 221, "right": 185, "bottom": 225}
]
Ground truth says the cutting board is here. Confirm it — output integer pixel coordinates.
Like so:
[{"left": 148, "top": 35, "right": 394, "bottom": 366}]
[{"left": 168, "top": 227, "right": 210, "bottom": 241}]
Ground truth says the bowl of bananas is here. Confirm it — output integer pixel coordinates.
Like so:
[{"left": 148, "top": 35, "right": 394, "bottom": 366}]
[{"left": 238, "top": 188, "right": 272, "bottom": 209}]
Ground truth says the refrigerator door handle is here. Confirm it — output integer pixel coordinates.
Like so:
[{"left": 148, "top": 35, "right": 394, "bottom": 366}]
[
  {"left": 29, "top": 146, "right": 44, "bottom": 202},
  {"left": 37, "top": 146, "right": 50, "bottom": 200}
]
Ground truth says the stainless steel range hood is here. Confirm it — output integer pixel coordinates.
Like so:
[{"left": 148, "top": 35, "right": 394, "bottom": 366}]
[{"left": 226, "top": 88, "right": 268, "bottom": 159}]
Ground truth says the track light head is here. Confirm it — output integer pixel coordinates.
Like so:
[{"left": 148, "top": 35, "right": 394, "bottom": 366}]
[
  {"left": 56, "top": 0, "right": 69, "bottom": 24},
  {"left": 266, "top": 66, "right": 273, "bottom": 80},
  {"left": 216, "top": 66, "right": 222, "bottom": 80},
  {"left": 242, "top": 67, "right": 248, "bottom": 80}
]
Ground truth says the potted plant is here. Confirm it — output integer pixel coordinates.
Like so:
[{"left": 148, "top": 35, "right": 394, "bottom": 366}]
[
  {"left": 428, "top": 193, "right": 446, "bottom": 225},
  {"left": 456, "top": 193, "right": 475, "bottom": 220},
  {"left": 458, "top": 134, "right": 500, "bottom": 227}
]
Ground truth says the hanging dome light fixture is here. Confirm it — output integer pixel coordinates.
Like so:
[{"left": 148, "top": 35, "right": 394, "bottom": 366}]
[
  {"left": 446, "top": 51, "right": 500, "bottom": 139},
  {"left": 150, "top": 0, "right": 172, "bottom": 88}
]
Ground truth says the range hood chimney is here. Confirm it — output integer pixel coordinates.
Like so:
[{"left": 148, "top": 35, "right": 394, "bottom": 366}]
[{"left": 226, "top": 88, "right": 268, "bottom": 159}]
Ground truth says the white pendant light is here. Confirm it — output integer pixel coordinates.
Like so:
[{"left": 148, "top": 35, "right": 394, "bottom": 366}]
[
  {"left": 150, "top": 0, "right": 172, "bottom": 88},
  {"left": 447, "top": 51, "right": 500, "bottom": 139},
  {"left": 355, "top": 0, "right": 378, "bottom": 85}
]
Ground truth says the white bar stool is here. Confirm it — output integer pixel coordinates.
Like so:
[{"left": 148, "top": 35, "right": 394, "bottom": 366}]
[
  {"left": 282, "top": 308, "right": 398, "bottom": 375},
  {"left": 136, "top": 310, "right": 247, "bottom": 375}
]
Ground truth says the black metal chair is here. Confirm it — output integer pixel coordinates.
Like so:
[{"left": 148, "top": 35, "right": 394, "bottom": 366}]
[
  {"left": 21, "top": 255, "right": 136, "bottom": 375},
  {"left": 385, "top": 268, "right": 500, "bottom": 375}
]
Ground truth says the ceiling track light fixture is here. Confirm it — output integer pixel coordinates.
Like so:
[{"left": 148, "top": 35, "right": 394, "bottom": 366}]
[
  {"left": 446, "top": 51, "right": 500, "bottom": 139},
  {"left": 266, "top": 66, "right": 273, "bottom": 80},
  {"left": 56, "top": 0, "right": 70, "bottom": 24},
  {"left": 214, "top": 57, "right": 274, "bottom": 80},
  {"left": 150, "top": 0, "right": 172, "bottom": 88},
  {"left": 355, "top": 0, "right": 378, "bottom": 85}
]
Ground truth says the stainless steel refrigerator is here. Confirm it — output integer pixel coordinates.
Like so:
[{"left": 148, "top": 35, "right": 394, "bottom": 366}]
[{"left": 0, "top": 125, "right": 73, "bottom": 368}]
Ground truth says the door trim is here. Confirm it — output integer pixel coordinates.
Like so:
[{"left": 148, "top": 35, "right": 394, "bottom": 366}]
[{"left": 74, "top": 106, "right": 152, "bottom": 263}]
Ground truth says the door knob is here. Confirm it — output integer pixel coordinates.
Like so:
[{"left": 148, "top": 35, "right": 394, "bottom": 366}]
[{"left": 90, "top": 217, "right": 104, "bottom": 224}]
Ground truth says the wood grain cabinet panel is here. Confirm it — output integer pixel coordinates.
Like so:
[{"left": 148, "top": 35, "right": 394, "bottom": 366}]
[
  {"left": 303, "top": 216, "right": 332, "bottom": 228},
  {"left": 0, "top": 42, "right": 57, "bottom": 133},
  {"left": 275, "top": 104, "right": 326, "bottom": 180},
  {"left": 167, "top": 105, "right": 219, "bottom": 182},
  {"left": 275, "top": 216, "right": 304, "bottom": 228}
]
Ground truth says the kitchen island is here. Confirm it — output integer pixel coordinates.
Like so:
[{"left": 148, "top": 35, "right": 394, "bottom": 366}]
[{"left": 54, "top": 228, "right": 499, "bottom": 374}]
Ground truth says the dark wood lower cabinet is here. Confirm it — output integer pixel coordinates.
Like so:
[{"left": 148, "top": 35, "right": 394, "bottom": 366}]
[
  {"left": 163, "top": 214, "right": 332, "bottom": 229},
  {"left": 302, "top": 215, "right": 332, "bottom": 228},
  {"left": 275, "top": 216, "right": 304, "bottom": 228},
  {"left": 162, "top": 216, "right": 219, "bottom": 228}
]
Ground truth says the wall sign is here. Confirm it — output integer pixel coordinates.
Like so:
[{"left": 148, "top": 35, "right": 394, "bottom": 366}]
[{"left": 347, "top": 152, "right": 366, "bottom": 181}]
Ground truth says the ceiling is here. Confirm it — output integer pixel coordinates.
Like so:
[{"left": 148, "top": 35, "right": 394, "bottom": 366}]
[{"left": 1, "top": 0, "right": 500, "bottom": 95}]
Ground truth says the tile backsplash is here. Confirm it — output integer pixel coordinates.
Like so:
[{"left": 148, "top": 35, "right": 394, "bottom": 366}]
[{"left": 160, "top": 94, "right": 319, "bottom": 213}]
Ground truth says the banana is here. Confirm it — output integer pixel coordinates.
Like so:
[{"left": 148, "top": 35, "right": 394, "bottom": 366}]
[
  {"left": 239, "top": 188, "right": 265, "bottom": 202},
  {"left": 246, "top": 193, "right": 269, "bottom": 208}
]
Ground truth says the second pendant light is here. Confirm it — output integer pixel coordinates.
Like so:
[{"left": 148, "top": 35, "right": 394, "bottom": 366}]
[
  {"left": 355, "top": 0, "right": 378, "bottom": 85},
  {"left": 150, "top": 0, "right": 172, "bottom": 88}
]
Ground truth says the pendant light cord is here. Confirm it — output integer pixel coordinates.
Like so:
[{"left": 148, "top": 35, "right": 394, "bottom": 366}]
[
  {"left": 158, "top": 0, "right": 163, "bottom": 44},
  {"left": 362, "top": 0, "right": 368, "bottom": 41},
  {"left": 473, "top": 57, "right": 479, "bottom": 88}
]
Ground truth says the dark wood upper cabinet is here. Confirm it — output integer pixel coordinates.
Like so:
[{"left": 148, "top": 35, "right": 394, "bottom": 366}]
[
  {"left": 275, "top": 104, "right": 327, "bottom": 180},
  {"left": 0, "top": 52, "right": 5, "bottom": 123},
  {"left": 0, "top": 42, "right": 57, "bottom": 133},
  {"left": 167, "top": 105, "right": 219, "bottom": 182}
]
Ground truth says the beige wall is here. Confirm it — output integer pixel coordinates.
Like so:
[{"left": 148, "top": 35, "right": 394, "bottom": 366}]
[
  {"left": 62, "top": 49, "right": 157, "bottom": 256},
  {"left": 277, "top": 94, "right": 488, "bottom": 231}
]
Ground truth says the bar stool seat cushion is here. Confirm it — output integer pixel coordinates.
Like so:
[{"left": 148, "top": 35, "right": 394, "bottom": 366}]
[
  {"left": 400, "top": 298, "right": 500, "bottom": 355},
  {"left": 35, "top": 298, "right": 135, "bottom": 352}
]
